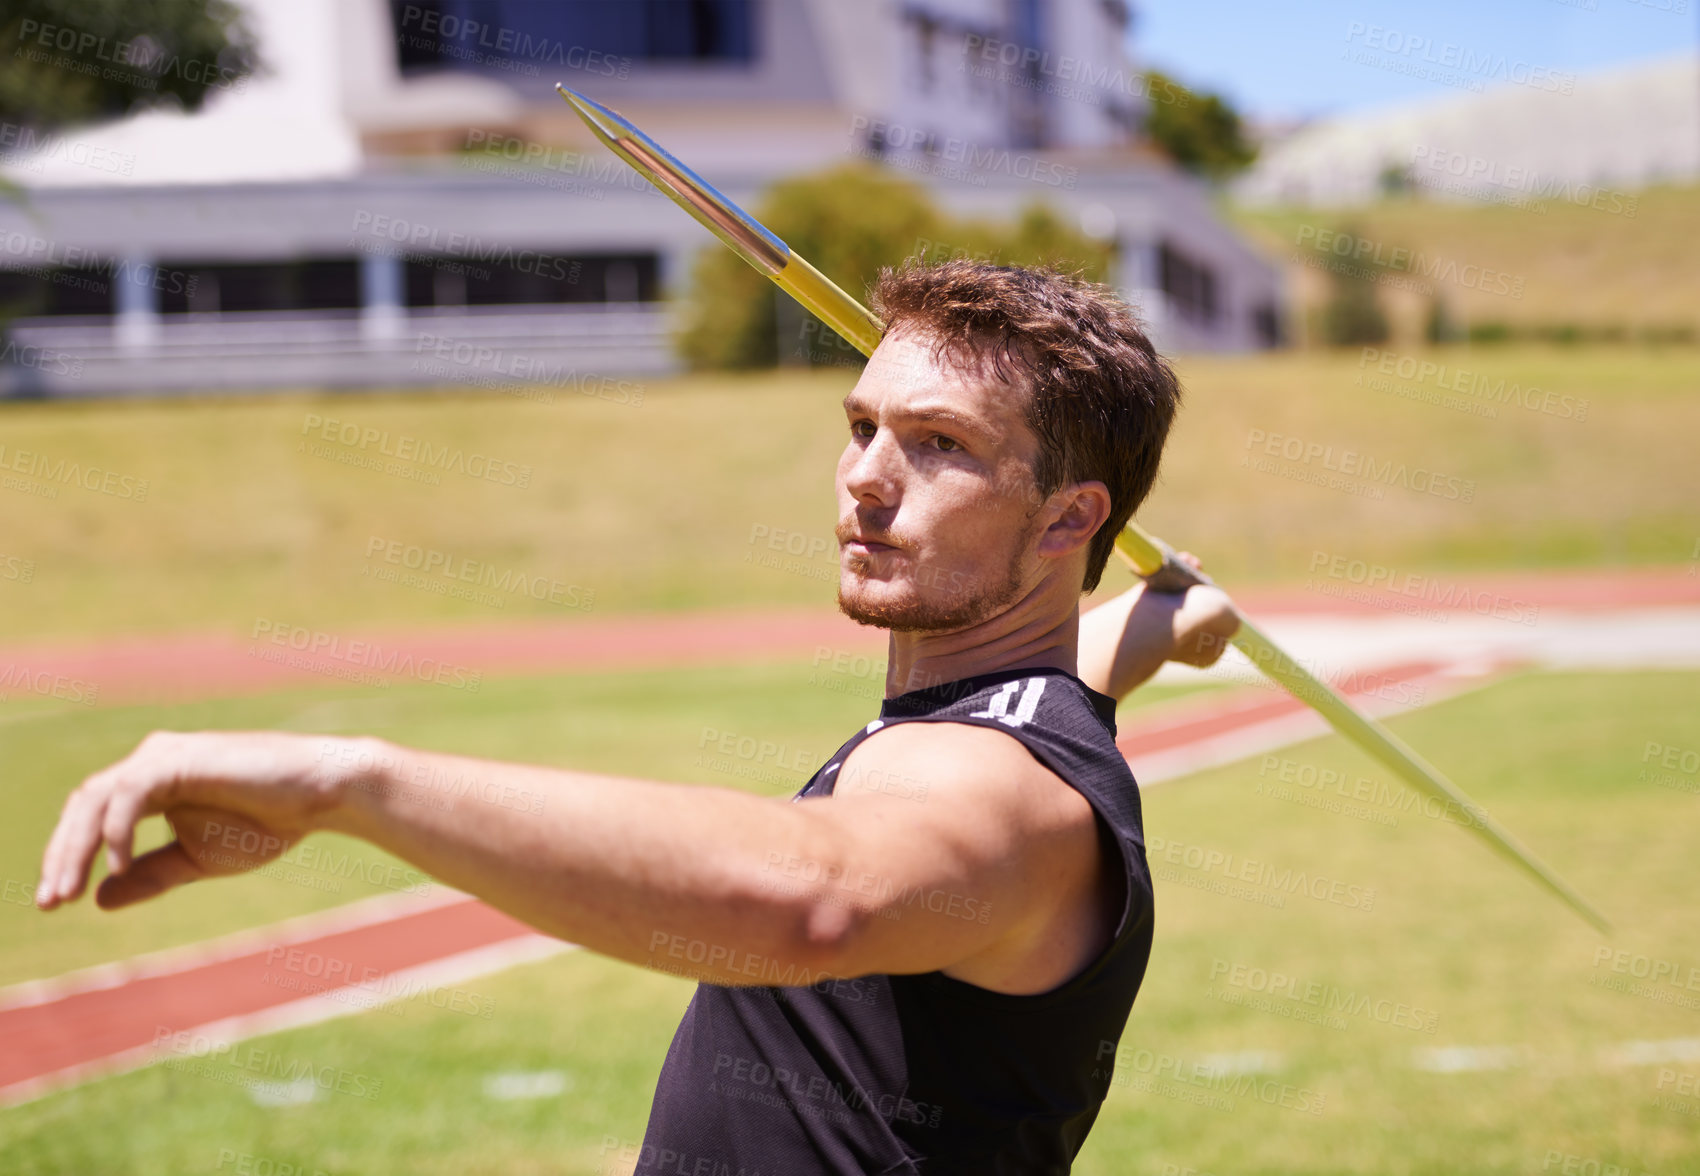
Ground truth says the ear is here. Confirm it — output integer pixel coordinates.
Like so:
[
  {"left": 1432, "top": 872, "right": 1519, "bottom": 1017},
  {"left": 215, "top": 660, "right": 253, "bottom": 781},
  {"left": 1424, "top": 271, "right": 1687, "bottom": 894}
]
[{"left": 1035, "top": 481, "right": 1111, "bottom": 561}]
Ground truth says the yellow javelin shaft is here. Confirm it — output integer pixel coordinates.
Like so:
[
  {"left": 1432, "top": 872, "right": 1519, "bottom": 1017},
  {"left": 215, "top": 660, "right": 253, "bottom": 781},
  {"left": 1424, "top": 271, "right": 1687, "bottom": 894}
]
[
  {"left": 554, "top": 85, "right": 883, "bottom": 356},
  {"left": 1113, "top": 529, "right": 1609, "bottom": 931},
  {"left": 556, "top": 86, "right": 1611, "bottom": 933}
]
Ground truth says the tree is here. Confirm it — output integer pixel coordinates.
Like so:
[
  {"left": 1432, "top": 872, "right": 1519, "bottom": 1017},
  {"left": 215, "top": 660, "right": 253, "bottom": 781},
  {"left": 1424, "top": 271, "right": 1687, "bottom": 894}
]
[
  {"left": 1142, "top": 69, "right": 1257, "bottom": 182},
  {"left": 675, "top": 164, "right": 1115, "bottom": 370},
  {"left": 0, "top": 0, "right": 260, "bottom": 129}
]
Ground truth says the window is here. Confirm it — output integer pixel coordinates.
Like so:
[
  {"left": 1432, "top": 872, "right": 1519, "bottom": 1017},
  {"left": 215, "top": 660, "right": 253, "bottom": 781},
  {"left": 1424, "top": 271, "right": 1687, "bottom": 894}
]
[
  {"left": 404, "top": 252, "right": 659, "bottom": 306},
  {"left": 908, "top": 12, "right": 938, "bottom": 92},
  {"left": 0, "top": 266, "right": 116, "bottom": 316},
  {"left": 0, "top": 259, "right": 364, "bottom": 317},
  {"left": 1253, "top": 301, "right": 1282, "bottom": 348},
  {"left": 1157, "top": 241, "right": 1218, "bottom": 326},
  {"left": 156, "top": 260, "right": 362, "bottom": 315},
  {"left": 392, "top": 0, "right": 757, "bottom": 73},
  {"left": 0, "top": 253, "right": 661, "bottom": 317}
]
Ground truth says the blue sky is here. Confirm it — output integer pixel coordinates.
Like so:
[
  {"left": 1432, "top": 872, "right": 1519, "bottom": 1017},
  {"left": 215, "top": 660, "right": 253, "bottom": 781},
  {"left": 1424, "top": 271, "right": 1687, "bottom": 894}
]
[{"left": 1130, "top": 0, "right": 1695, "bottom": 121}]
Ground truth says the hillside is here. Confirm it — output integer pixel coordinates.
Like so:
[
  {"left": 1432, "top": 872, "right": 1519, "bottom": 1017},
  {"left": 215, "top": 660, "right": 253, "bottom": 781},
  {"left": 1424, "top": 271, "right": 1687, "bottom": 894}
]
[{"left": 1230, "top": 182, "right": 1700, "bottom": 345}]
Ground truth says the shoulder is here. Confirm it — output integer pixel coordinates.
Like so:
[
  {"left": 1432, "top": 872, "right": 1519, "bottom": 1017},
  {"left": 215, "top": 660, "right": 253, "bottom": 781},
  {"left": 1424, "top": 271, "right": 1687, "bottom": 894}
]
[
  {"left": 831, "top": 717, "right": 1121, "bottom": 994},
  {"left": 834, "top": 718, "right": 1096, "bottom": 839}
]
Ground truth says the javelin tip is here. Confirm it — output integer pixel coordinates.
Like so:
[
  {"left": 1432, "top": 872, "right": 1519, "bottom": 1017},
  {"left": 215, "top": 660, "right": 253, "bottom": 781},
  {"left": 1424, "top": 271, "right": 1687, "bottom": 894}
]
[{"left": 554, "top": 84, "right": 628, "bottom": 144}]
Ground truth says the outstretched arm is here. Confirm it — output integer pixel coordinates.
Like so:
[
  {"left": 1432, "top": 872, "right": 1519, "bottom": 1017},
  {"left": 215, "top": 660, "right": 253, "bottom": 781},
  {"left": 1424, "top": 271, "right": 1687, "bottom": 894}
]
[
  {"left": 34, "top": 733, "right": 861, "bottom": 984},
  {"left": 34, "top": 722, "right": 1102, "bottom": 994},
  {"left": 1077, "top": 554, "right": 1241, "bottom": 702}
]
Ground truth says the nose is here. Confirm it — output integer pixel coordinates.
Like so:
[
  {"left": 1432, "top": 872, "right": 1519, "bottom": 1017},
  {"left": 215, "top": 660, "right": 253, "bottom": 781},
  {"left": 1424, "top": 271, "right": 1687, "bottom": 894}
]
[{"left": 841, "top": 424, "right": 904, "bottom": 508}]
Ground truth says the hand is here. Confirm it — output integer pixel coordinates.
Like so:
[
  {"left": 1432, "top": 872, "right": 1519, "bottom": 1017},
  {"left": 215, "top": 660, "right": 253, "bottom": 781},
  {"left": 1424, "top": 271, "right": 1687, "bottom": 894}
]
[
  {"left": 1169, "top": 584, "right": 1239, "bottom": 667},
  {"left": 1168, "top": 553, "right": 1240, "bottom": 669},
  {"left": 36, "top": 730, "right": 354, "bottom": 912}
]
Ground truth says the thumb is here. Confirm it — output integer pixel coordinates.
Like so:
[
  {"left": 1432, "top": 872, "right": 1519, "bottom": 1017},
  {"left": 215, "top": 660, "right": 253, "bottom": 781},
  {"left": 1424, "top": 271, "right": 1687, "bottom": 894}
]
[{"left": 95, "top": 842, "right": 204, "bottom": 910}]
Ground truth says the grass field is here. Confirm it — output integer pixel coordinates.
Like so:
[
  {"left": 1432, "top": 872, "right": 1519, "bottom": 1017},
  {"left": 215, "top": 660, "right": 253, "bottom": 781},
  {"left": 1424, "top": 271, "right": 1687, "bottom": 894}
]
[
  {"left": 3, "top": 662, "right": 1697, "bottom": 1175},
  {"left": 0, "top": 345, "right": 1694, "bottom": 645}
]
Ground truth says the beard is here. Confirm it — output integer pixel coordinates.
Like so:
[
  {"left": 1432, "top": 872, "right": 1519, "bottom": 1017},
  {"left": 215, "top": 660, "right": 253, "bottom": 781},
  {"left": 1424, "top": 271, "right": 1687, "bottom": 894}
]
[{"left": 834, "top": 513, "right": 1038, "bottom": 633}]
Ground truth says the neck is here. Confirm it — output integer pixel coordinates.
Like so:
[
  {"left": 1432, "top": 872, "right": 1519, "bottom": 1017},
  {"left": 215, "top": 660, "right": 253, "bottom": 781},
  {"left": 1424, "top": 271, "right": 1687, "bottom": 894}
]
[{"left": 883, "top": 578, "right": 1081, "bottom": 698}]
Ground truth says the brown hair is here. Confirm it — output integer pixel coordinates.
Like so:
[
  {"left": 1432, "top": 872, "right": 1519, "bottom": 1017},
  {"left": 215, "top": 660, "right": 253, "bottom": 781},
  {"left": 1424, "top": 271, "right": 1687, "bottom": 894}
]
[{"left": 871, "top": 259, "right": 1181, "bottom": 593}]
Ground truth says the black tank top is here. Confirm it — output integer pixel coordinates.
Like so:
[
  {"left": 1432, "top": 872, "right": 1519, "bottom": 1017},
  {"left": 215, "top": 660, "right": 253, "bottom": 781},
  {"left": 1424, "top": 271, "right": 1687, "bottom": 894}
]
[{"left": 636, "top": 666, "right": 1155, "bottom": 1175}]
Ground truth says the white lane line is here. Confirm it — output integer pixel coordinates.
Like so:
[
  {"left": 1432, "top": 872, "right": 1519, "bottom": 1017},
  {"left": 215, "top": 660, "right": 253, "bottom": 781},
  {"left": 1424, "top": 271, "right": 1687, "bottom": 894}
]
[
  {"left": 1412, "top": 1045, "right": 1527, "bottom": 1073},
  {"left": 1599, "top": 1038, "right": 1700, "bottom": 1068},
  {"left": 483, "top": 1070, "right": 574, "bottom": 1100},
  {"left": 1194, "top": 1050, "right": 1284, "bottom": 1077}
]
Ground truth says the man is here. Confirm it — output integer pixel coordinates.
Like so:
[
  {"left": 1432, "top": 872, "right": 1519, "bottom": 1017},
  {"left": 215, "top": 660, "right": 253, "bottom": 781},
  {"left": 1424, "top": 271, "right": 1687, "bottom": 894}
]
[{"left": 37, "top": 260, "right": 1236, "bottom": 1173}]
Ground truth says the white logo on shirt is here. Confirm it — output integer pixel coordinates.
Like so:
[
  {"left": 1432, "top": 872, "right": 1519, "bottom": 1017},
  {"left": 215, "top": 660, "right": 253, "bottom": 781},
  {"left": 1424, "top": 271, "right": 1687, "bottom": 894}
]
[{"left": 969, "top": 677, "right": 1047, "bottom": 728}]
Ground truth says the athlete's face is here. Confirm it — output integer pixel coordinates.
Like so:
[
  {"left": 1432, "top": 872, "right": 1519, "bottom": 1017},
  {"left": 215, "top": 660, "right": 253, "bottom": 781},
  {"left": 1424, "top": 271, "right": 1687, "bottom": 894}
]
[{"left": 834, "top": 328, "right": 1059, "bottom": 632}]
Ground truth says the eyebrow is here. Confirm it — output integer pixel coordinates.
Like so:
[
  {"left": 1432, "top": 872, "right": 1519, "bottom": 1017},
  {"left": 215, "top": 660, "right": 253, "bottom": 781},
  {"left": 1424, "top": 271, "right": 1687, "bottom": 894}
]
[{"left": 841, "top": 394, "right": 996, "bottom": 440}]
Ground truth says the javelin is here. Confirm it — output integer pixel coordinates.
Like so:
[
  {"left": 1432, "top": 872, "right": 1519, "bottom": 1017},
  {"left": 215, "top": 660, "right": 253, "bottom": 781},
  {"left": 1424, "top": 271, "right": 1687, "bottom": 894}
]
[{"left": 554, "top": 85, "right": 1610, "bottom": 934}]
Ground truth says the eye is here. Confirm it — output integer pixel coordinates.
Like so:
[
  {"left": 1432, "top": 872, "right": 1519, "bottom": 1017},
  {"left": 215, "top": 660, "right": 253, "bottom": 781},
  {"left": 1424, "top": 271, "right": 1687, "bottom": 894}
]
[
  {"left": 850, "top": 419, "right": 876, "bottom": 439},
  {"left": 930, "top": 435, "right": 961, "bottom": 452}
]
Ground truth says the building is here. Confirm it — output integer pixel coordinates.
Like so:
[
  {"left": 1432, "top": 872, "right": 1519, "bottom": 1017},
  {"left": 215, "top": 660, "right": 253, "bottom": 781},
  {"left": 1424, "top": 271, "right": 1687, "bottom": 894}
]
[{"left": 0, "top": 0, "right": 1283, "bottom": 398}]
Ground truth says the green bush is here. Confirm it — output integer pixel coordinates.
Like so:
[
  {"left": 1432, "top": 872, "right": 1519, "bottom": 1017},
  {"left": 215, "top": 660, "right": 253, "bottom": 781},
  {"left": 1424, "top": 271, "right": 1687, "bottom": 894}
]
[
  {"left": 674, "top": 164, "right": 1114, "bottom": 370},
  {"left": 1459, "top": 320, "right": 1692, "bottom": 346},
  {"left": 1639, "top": 323, "right": 1698, "bottom": 345},
  {"left": 1468, "top": 321, "right": 1514, "bottom": 344}
]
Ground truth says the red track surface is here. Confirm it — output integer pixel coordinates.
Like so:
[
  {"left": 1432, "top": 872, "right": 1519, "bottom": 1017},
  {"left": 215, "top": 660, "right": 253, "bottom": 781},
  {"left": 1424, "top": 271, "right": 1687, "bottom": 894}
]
[
  {"left": 1218, "top": 564, "right": 1699, "bottom": 617},
  {"left": 1, "top": 607, "right": 885, "bottom": 707},
  {"left": 2, "top": 566, "right": 1691, "bottom": 707},
  {"left": 1, "top": 897, "right": 538, "bottom": 1105}
]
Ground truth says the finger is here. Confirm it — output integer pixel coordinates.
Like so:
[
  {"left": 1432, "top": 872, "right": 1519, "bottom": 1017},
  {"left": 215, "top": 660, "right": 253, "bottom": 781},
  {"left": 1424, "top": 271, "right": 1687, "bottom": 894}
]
[
  {"left": 1177, "top": 550, "right": 1203, "bottom": 571},
  {"left": 37, "top": 793, "right": 77, "bottom": 908},
  {"left": 101, "top": 783, "right": 158, "bottom": 878},
  {"left": 38, "top": 782, "right": 103, "bottom": 909},
  {"left": 95, "top": 842, "right": 203, "bottom": 910},
  {"left": 51, "top": 778, "right": 119, "bottom": 906}
]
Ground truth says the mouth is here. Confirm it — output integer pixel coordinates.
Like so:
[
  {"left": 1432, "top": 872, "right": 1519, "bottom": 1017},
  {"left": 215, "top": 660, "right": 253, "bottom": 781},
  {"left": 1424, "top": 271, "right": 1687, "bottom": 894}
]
[{"left": 844, "top": 535, "right": 898, "bottom": 556}]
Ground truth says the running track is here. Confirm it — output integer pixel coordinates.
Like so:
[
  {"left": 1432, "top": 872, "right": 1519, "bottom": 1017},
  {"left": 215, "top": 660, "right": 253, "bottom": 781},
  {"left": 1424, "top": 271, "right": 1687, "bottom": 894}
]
[
  {"left": 4, "top": 566, "right": 1697, "bottom": 1107},
  {"left": 3, "top": 566, "right": 1693, "bottom": 707}
]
